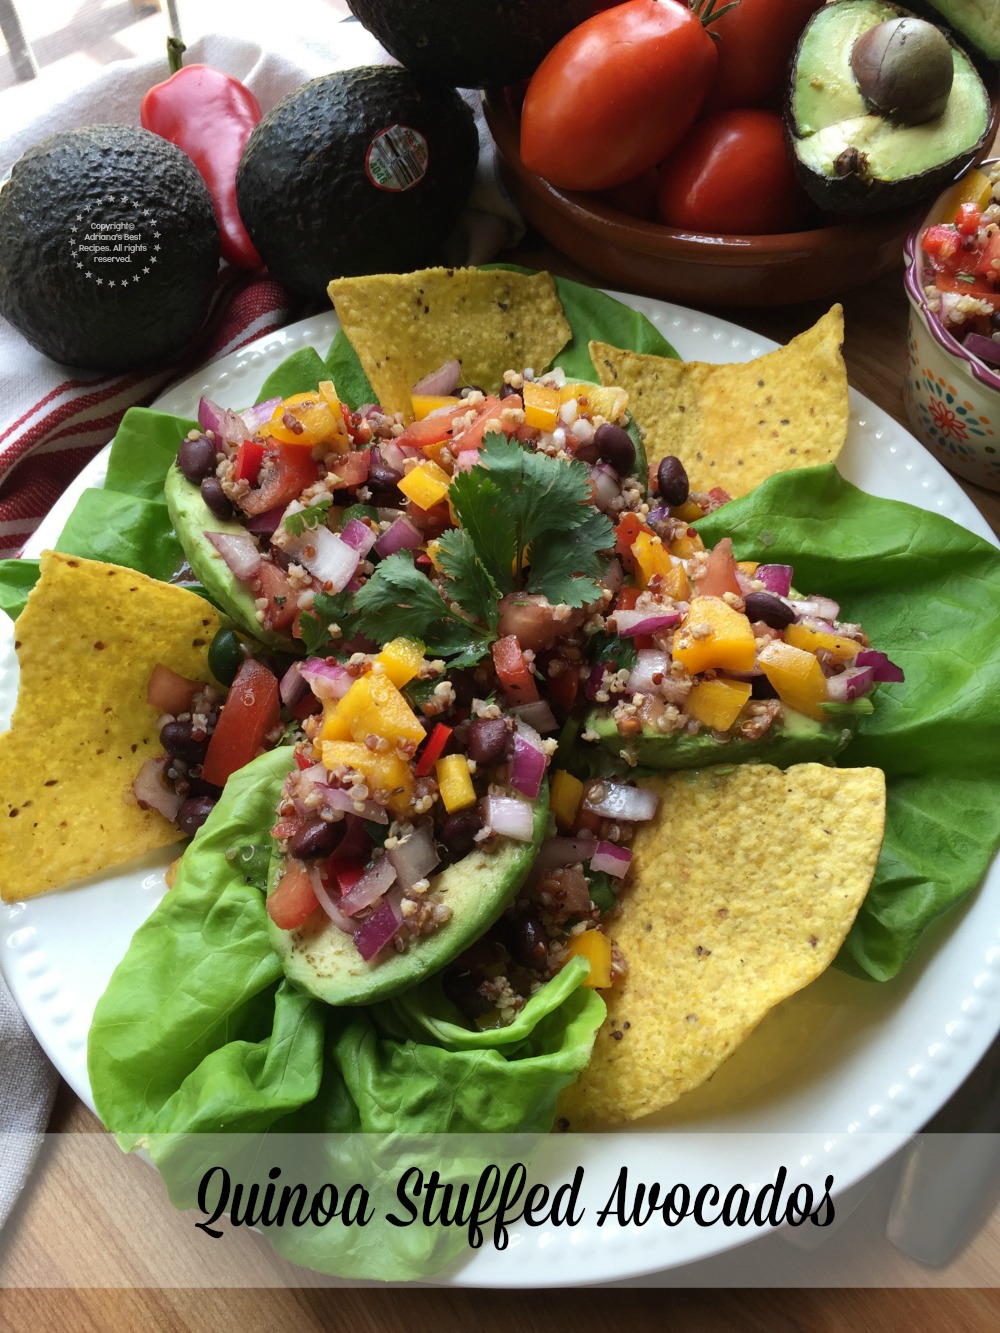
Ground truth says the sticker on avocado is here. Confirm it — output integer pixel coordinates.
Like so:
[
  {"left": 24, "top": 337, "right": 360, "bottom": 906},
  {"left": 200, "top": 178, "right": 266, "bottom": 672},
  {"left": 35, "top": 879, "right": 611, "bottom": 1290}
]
[{"left": 365, "top": 124, "right": 429, "bottom": 192}]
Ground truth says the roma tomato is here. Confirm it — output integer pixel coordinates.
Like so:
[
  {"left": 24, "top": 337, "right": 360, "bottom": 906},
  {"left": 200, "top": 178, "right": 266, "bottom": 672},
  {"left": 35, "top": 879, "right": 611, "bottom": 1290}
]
[
  {"left": 519, "top": 0, "right": 719, "bottom": 192},
  {"left": 201, "top": 657, "right": 280, "bottom": 787},
  {"left": 656, "top": 109, "right": 813, "bottom": 234},
  {"left": 708, "top": 0, "right": 821, "bottom": 109}
]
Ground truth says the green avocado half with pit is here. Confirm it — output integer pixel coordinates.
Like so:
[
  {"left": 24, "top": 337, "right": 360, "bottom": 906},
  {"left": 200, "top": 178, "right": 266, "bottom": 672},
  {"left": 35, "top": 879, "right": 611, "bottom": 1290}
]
[
  {"left": 586, "top": 707, "right": 856, "bottom": 771},
  {"left": 267, "top": 781, "right": 550, "bottom": 1007},
  {"left": 164, "top": 461, "right": 294, "bottom": 652},
  {"left": 786, "top": 0, "right": 993, "bottom": 215}
]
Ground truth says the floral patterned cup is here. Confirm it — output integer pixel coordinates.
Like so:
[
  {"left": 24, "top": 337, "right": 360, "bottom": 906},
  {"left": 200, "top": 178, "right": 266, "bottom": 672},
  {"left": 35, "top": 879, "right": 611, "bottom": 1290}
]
[{"left": 903, "top": 163, "right": 1000, "bottom": 492}]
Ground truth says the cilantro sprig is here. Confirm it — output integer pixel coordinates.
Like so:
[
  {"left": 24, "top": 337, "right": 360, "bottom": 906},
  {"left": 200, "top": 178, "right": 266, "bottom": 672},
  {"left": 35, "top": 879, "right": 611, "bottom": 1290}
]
[{"left": 283, "top": 496, "right": 333, "bottom": 537}]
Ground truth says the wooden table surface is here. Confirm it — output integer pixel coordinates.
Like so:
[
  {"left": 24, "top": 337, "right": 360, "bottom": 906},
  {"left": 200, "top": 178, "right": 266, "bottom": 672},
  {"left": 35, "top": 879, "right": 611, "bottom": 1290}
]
[{"left": 2, "top": 243, "right": 1000, "bottom": 1330}]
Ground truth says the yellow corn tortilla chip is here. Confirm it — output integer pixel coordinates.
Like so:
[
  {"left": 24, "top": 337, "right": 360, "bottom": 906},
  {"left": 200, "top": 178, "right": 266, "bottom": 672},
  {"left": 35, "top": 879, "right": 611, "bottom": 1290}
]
[
  {"left": 327, "top": 267, "right": 571, "bottom": 417},
  {"left": 589, "top": 305, "right": 847, "bottom": 497},
  {"left": 0, "top": 552, "right": 223, "bottom": 902},
  {"left": 557, "top": 762, "right": 885, "bottom": 1129}
]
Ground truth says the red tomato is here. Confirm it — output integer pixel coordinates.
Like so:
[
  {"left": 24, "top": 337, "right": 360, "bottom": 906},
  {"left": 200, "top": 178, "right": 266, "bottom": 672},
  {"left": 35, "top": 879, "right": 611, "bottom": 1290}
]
[
  {"left": 656, "top": 109, "right": 813, "bottom": 235},
  {"left": 267, "top": 859, "right": 320, "bottom": 930},
  {"left": 696, "top": 536, "right": 741, "bottom": 598},
  {"left": 491, "top": 634, "right": 540, "bottom": 705},
  {"left": 201, "top": 657, "right": 280, "bottom": 787},
  {"left": 253, "top": 560, "right": 298, "bottom": 632},
  {"left": 241, "top": 446, "right": 318, "bottom": 516},
  {"left": 598, "top": 167, "right": 660, "bottom": 221},
  {"left": 708, "top": 0, "right": 820, "bottom": 109},
  {"left": 520, "top": 0, "right": 718, "bottom": 192}
]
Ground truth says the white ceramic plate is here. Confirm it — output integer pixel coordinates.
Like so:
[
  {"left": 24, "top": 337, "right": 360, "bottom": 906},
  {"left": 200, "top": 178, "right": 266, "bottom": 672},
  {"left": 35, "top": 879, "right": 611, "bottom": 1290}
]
[{"left": 2, "top": 295, "right": 999, "bottom": 1287}]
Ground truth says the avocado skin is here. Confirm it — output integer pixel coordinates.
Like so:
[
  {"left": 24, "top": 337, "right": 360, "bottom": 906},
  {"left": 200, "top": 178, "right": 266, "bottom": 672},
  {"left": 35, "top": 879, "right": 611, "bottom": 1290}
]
[
  {"left": 587, "top": 710, "right": 855, "bottom": 771},
  {"left": 164, "top": 462, "right": 294, "bottom": 653},
  {"left": 785, "top": 0, "right": 993, "bottom": 216},
  {"left": 347, "top": 0, "right": 595, "bottom": 89},
  {"left": 0, "top": 126, "right": 218, "bottom": 370},
  {"left": 235, "top": 67, "right": 478, "bottom": 299}
]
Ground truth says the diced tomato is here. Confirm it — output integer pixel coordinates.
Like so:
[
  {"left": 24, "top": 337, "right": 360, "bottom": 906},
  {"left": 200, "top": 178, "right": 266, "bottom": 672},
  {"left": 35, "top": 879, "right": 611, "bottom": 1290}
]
[
  {"left": 406, "top": 500, "right": 451, "bottom": 536},
  {"left": 613, "top": 585, "right": 642, "bottom": 612},
  {"left": 934, "top": 272, "right": 1000, "bottom": 306},
  {"left": 546, "top": 658, "right": 580, "bottom": 716},
  {"left": 976, "top": 231, "right": 1000, "bottom": 284},
  {"left": 252, "top": 560, "right": 298, "bottom": 631},
  {"left": 956, "top": 202, "right": 981, "bottom": 236},
  {"left": 395, "top": 403, "right": 473, "bottom": 453},
  {"left": 414, "top": 722, "right": 452, "bottom": 777},
  {"left": 329, "top": 449, "right": 371, "bottom": 490},
  {"left": 615, "top": 512, "right": 651, "bottom": 574},
  {"left": 241, "top": 446, "right": 318, "bottom": 516},
  {"left": 491, "top": 634, "right": 540, "bottom": 704},
  {"left": 267, "top": 859, "right": 320, "bottom": 930},
  {"left": 455, "top": 394, "right": 522, "bottom": 451},
  {"left": 696, "top": 536, "right": 741, "bottom": 598},
  {"left": 201, "top": 658, "right": 281, "bottom": 787},
  {"left": 291, "top": 692, "right": 322, "bottom": 720},
  {"left": 921, "top": 224, "right": 960, "bottom": 266},
  {"left": 233, "top": 439, "right": 266, "bottom": 484},
  {"left": 146, "top": 663, "right": 203, "bottom": 714}
]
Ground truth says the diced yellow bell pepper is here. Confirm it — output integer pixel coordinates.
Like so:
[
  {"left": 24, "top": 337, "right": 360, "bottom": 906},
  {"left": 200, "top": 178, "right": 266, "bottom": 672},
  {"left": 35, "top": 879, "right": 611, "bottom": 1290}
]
[
  {"left": 565, "top": 929, "right": 612, "bottom": 988},
  {"left": 522, "top": 381, "right": 562, "bottom": 432},
  {"left": 435, "top": 753, "right": 477, "bottom": 812},
  {"left": 669, "top": 531, "right": 705, "bottom": 559},
  {"left": 267, "top": 389, "right": 349, "bottom": 451},
  {"left": 319, "top": 672, "right": 426, "bottom": 747},
  {"left": 632, "top": 530, "right": 674, "bottom": 589},
  {"left": 559, "top": 383, "right": 628, "bottom": 422},
  {"left": 411, "top": 393, "right": 461, "bottom": 420},
  {"left": 685, "top": 677, "right": 753, "bottom": 732},
  {"left": 660, "top": 561, "right": 691, "bottom": 602},
  {"left": 398, "top": 459, "right": 451, "bottom": 510},
  {"left": 672, "top": 596, "right": 756, "bottom": 675},
  {"left": 737, "top": 560, "right": 759, "bottom": 576},
  {"left": 550, "top": 769, "right": 584, "bottom": 831},
  {"left": 374, "top": 636, "right": 425, "bottom": 688},
  {"left": 670, "top": 499, "right": 705, "bottom": 523},
  {"left": 757, "top": 640, "right": 829, "bottom": 721},
  {"left": 784, "top": 622, "right": 858, "bottom": 664},
  {"left": 936, "top": 168, "right": 992, "bottom": 223},
  {"left": 320, "top": 741, "right": 414, "bottom": 817}
]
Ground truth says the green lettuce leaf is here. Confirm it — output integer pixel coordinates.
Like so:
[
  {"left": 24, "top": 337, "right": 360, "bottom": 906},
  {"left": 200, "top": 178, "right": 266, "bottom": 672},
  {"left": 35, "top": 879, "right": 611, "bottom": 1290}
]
[
  {"left": 0, "top": 558, "right": 40, "bottom": 620},
  {"left": 697, "top": 465, "right": 1000, "bottom": 980}
]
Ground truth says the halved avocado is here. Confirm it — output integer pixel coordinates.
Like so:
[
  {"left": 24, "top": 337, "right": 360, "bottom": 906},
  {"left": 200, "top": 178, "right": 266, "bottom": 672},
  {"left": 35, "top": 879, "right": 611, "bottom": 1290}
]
[
  {"left": 786, "top": 0, "right": 993, "bottom": 215},
  {"left": 268, "top": 783, "right": 550, "bottom": 1006},
  {"left": 586, "top": 708, "right": 855, "bottom": 771},
  {"left": 164, "top": 461, "right": 294, "bottom": 652}
]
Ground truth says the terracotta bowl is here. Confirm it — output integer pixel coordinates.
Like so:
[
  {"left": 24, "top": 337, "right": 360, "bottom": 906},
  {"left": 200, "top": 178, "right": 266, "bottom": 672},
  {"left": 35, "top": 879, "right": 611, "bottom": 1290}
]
[
  {"left": 903, "top": 159, "right": 1000, "bottom": 492},
  {"left": 482, "top": 84, "right": 993, "bottom": 310}
]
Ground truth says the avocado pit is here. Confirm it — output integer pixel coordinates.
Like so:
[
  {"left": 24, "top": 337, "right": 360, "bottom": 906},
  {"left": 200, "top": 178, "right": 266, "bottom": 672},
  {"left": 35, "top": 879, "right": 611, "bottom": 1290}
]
[{"left": 850, "top": 18, "right": 954, "bottom": 125}]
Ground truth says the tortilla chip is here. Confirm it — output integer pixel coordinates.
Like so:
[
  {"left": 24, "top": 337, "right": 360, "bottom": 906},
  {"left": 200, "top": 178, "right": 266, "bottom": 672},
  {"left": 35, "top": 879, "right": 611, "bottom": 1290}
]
[
  {"left": 327, "top": 267, "right": 571, "bottom": 416},
  {"left": 557, "top": 762, "right": 885, "bottom": 1128},
  {"left": 0, "top": 552, "right": 223, "bottom": 902},
  {"left": 589, "top": 305, "right": 847, "bottom": 497}
]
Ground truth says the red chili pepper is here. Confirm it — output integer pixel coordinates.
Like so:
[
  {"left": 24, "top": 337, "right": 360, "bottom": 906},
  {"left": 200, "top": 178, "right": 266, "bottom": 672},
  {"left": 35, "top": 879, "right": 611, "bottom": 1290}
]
[{"left": 141, "top": 38, "right": 262, "bottom": 270}]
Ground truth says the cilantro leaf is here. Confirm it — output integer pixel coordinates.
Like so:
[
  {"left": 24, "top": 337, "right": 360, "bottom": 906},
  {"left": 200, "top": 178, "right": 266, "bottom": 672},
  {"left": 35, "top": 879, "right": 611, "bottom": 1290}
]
[
  {"left": 434, "top": 527, "right": 502, "bottom": 637},
  {"left": 297, "top": 589, "right": 359, "bottom": 654},
  {"left": 353, "top": 552, "right": 492, "bottom": 666},
  {"left": 283, "top": 496, "right": 332, "bottom": 537},
  {"left": 525, "top": 507, "right": 614, "bottom": 607}
]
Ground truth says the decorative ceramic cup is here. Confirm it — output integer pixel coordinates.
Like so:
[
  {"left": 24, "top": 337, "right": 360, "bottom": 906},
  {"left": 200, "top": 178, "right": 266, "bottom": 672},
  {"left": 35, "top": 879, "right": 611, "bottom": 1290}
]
[{"left": 902, "top": 161, "right": 1000, "bottom": 492}]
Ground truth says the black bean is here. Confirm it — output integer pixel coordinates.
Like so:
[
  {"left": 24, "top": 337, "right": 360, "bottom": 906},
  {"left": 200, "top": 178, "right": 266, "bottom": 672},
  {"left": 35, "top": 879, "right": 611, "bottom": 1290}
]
[
  {"left": 449, "top": 669, "right": 477, "bottom": 710},
  {"left": 200, "top": 476, "right": 233, "bottom": 519},
  {"left": 744, "top": 591, "right": 797, "bottom": 629},
  {"left": 509, "top": 913, "right": 548, "bottom": 968},
  {"left": 656, "top": 455, "right": 689, "bottom": 506},
  {"left": 439, "top": 808, "right": 483, "bottom": 860},
  {"left": 288, "top": 818, "right": 342, "bottom": 860},
  {"left": 177, "top": 434, "right": 218, "bottom": 483},
  {"left": 368, "top": 453, "right": 404, "bottom": 495},
  {"left": 593, "top": 422, "right": 635, "bottom": 476},
  {"left": 160, "top": 719, "right": 209, "bottom": 764},
  {"left": 498, "top": 381, "right": 519, "bottom": 400},
  {"left": 467, "top": 716, "right": 511, "bottom": 766},
  {"left": 177, "top": 795, "right": 216, "bottom": 837}
]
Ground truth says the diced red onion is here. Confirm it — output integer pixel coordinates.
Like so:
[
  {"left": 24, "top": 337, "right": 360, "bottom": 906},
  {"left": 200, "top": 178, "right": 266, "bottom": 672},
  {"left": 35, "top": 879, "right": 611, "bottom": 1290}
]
[
  {"left": 589, "top": 463, "right": 620, "bottom": 511},
  {"left": 963, "top": 332, "right": 1000, "bottom": 369},
  {"left": 132, "top": 757, "right": 184, "bottom": 823},
  {"left": 511, "top": 700, "right": 559, "bottom": 734},
  {"left": 536, "top": 833, "right": 599, "bottom": 870},
  {"left": 787, "top": 595, "right": 840, "bottom": 621},
  {"left": 585, "top": 661, "right": 607, "bottom": 702},
  {"left": 282, "top": 525, "right": 360, "bottom": 592},
  {"left": 340, "top": 517, "right": 377, "bottom": 555},
  {"left": 510, "top": 730, "right": 548, "bottom": 800},
  {"left": 377, "top": 439, "right": 407, "bottom": 474},
  {"left": 245, "top": 504, "right": 285, "bottom": 536},
  {"left": 206, "top": 531, "right": 261, "bottom": 581},
  {"left": 582, "top": 779, "right": 659, "bottom": 823},
  {"left": 825, "top": 665, "right": 876, "bottom": 702},
  {"left": 855, "top": 649, "right": 905, "bottom": 683},
  {"left": 300, "top": 658, "right": 353, "bottom": 701},
  {"left": 278, "top": 661, "right": 308, "bottom": 708},
  {"left": 798, "top": 616, "right": 840, "bottom": 636},
  {"left": 374, "top": 516, "right": 424, "bottom": 557},
  {"left": 198, "top": 395, "right": 225, "bottom": 436},
  {"left": 453, "top": 449, "right": 480, "bottom": 473},
  {"left": 386, "top": 822, "right": 439, "bottom": 891},
  {"left": 481, "top": 795, "right": 535, "bottom": 842},
  {"left": 612, "top": 608, "right": 682, "bottom": 637},
  {"left": 412, "top": 359, "right": 461, "bottom": 396},
  {"left": 590, "top": 841, "right": 632, "bottom": 879},
  {"left": 309, "top": 866, "right": 355, "bottom": 934},
  {"left": 646, "top": 505, "right": 669, "bottom": 524},
  {"left": 240, "top": 397, "right": 281, "bottom": 431},
  {"left": 756, "top": 564, "right": 793, "bottom": 597},
  {"left": 353, "top": 890, "right": 404, "bottom": 961},
  {"left": 199, "top": 396, "right": 250, "bottom": 448},
  {"left": 317, "top": 784, "right": 389, "bottom": 825},
  {"left": 338, "top": 854, "right": 397, "bottom": 917},
  {"left": 626, "top": 648, "right": 670, "bottom": 696}
]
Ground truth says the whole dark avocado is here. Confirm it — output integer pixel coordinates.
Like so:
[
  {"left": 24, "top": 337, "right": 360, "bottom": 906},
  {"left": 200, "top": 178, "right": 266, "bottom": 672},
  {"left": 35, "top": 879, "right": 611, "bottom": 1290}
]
[
  {"left": 785, "top": 0, "right": 993, "bottom": 215},
  {"left": 910, "top": 0, "right": 1000, "bottom": 63},
  {"left": 0, "top": 125, "right": 219, "bottom": 371},
  {"left": 235, "top": 66, "right": 478, "bottom": 299},
  {"left": 346, "top": 0, "right": 595, "bottom": 89}
]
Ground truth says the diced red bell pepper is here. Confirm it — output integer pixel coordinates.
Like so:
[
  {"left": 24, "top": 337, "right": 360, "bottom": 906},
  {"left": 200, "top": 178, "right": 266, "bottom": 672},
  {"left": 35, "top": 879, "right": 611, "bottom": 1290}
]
[
  {"left": 491, "top": 634, "right": 540, "bottom": 704},
  {"left": 323, "top": 852, "right": 367, "bottom": 896},
  {"left": 414, "top": 722, "right": 452, "bottom": 777},
  {"left": 241, "top": 446, "right": 318, "bottom": 516},
  {"left": 233, "top": 439, "right": 266, "bottom": 484},
  {"left": 201, "top": 657, "right": 280, "bottom": 787},
  {"left": 267, "top": 859, "right": 320, "bottom": 930}
]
